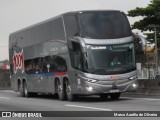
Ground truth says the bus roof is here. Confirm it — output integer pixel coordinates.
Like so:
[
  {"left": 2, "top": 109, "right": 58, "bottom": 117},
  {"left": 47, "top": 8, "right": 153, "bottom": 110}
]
[
  {"left": 9, "top": 10, "right": 123, "bottom": 48},
  {"left": 9, "top": 10, "right": 121, "bottom": 36}
]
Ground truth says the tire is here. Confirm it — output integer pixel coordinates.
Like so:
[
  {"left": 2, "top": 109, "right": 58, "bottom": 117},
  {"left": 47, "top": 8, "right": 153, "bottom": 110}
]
[
  {"left": 66, "top": 80, "right": 76, "bottom": 101},
  {"left": 99, "top": 94, "right": 108, "bottom": 101},
  {"left": 110, "top": 93, "right": 121, "bottom": 100},
  {"left": 30, "top": 92, "right": 37, "bottom": 97},
  {"left": 57, "top": 80, "right": 66, "bottom": 101},
  {"left": 19, "top": 82, "right": 25, "bottom": 97},
  {"left": 24, "top": 81, "right": 31, "bottom": 97}
]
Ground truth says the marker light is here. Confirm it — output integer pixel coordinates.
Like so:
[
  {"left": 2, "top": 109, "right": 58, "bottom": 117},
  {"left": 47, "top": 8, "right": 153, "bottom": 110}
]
[
  {"left": 129, "top": 76, "right": 137, "bottom": 80},
  {"left": 86, "top": 78, "right": 98, "bottom": 83}
]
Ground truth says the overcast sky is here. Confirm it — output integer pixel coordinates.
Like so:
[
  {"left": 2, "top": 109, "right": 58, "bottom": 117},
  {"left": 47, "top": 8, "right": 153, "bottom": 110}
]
[{"left": 0, "top": 0, "right": 151, "bottom": 61}]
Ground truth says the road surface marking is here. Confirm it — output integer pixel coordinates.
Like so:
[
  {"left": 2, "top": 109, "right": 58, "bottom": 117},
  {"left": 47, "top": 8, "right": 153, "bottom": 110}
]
[
  {"left": 122, "top": 97, "right": 160, "bottom": 101},
  {"left": 65, "top": 104, "right": 112, "bottom": 111},
  {"left": 0, "top": 97, "right": 10, "bottom": 100}
]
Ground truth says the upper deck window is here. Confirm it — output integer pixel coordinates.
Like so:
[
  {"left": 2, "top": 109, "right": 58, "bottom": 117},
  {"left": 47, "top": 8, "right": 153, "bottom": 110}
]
[{"left": 78, "top": 11, "right": 132, "bottom": 39}]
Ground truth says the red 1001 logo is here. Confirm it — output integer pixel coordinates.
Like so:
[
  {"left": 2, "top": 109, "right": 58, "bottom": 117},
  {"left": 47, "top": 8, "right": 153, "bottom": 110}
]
[
  {"left": 110, "top": 75, "right": 119, "bottom": 80},
  {"left": 12, "top": 49, "right": 24, "bottom": 73}
]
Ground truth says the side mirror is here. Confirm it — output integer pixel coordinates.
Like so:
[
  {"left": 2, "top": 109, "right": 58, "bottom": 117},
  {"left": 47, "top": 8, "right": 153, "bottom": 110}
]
[
  {"left": 68, "top": 36, "right": 87, "bottom": 53},
  {"left": 133, "top": 34, "right": 147, "bottom": 51},
  {"left": 75, "top": 37, "right": 87, "bottom": 53},
  {"left": 67, "top": 37, "right": 74, "bottom": 51}
]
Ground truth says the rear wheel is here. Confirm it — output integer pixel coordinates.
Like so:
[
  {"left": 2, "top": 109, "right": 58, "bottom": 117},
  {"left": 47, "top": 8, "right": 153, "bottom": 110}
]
[
  {"left": 66, "top": 80, "right": 76, "bottom": 101},
  {"left": 19, "top": 82, "right": 25, "bottom": 97},
  {"left": 57, "top": 80, "right": 66, "bottom": 101},
  {"left": 24, "top": 81, "right": 31, "bottom": 97},
  {"left": 110, "top": 93, "right": 121, "bottom": 100}
]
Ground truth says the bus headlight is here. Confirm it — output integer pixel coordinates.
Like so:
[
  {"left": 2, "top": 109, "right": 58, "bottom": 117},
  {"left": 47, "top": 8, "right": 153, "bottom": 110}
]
[
  {"left": 129, "top": 76, "right": 137, "bottom": 80},
  {"left": 86, "top": 78, "right": 98, "bottom": 83},
  {"left": 86, "top": 86, "right": 93, "bottom": 91}
]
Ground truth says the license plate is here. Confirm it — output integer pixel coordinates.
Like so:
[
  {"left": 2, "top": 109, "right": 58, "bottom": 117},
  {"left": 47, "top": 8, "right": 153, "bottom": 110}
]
[{"left": 109, "top": 89, "right": 119, "bottom": 93}]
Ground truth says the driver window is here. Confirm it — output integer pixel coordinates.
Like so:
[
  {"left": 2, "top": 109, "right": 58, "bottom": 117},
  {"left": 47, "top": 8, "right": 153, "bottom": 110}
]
[{"left": 70, "top": 41, "right": 82, "bottom": 70}]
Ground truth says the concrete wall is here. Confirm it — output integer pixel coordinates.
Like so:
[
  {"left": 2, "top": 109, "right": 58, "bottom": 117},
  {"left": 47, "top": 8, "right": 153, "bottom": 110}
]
[{"left": 0, "top": 69, "right": 11, "bottom": 90}]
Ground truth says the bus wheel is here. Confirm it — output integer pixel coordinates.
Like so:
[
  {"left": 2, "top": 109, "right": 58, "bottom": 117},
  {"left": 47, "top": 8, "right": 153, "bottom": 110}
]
[
  {"left": 99, "top": 94, "right": 108, "bottom": 101},
  {"left": 66, "top": 80, "right": 76, "bottom": 101},
  {"left": 24, "top": 81, "right": 31, "bottom": 97},
  {"left": 110, "top": 93, "right": 121, "bottom": 100},
  {"left": 19, "top": 82, "right": 25, "bottom": 97},
  {"left": 57, "top": 80, "right": 65, "bottom": 101}
]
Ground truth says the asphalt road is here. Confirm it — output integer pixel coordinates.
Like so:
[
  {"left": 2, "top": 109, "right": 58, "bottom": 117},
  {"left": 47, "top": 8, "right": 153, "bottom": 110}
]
[{"left": 0, "top": 90, "right": 160, "bottom": 120}]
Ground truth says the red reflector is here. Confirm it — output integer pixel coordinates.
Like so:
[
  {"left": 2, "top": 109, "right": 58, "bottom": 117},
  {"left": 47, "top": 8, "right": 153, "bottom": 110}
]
[{"left": 110, "top": 76, "right": 119, "bottom": 80}]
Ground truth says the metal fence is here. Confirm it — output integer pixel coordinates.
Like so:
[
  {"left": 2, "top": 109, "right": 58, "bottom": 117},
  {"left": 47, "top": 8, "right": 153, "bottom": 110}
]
[{"left": 136, "top": 51, "right": 157, "bottom": 79}]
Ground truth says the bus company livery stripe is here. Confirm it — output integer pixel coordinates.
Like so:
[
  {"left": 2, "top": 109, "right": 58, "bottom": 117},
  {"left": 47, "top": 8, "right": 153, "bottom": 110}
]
[
  {"left": 28, "top": 72, "right": 67, "bottom": 77},
  {"left": 54, "top": 72, "right": 67, "bottom": 76}
]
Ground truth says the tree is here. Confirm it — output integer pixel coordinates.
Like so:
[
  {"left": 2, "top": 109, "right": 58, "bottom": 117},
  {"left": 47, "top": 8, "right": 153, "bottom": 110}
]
[{"left": 128, "top": 0, "right": 160, "bottom": 46}]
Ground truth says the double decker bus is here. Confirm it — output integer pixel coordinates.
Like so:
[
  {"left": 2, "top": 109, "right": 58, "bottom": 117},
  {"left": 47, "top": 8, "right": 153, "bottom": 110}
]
[{"left": 9, "top": 10, "right": 137, "bottom": 101}]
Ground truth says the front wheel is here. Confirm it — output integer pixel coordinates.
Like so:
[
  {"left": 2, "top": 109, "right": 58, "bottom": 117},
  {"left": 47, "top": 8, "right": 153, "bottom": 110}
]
[
  {"left": 110, "top": 93, "right": 121, "bottom": 100},
  {"left": 99, "top": 94, "right": 109, "bottom": 101},
  {"left": 66, "top": 80, "right": 76, "bottom": 101},
  {"left": 24, "top": 81, "right": 31, "bottom": 97}
]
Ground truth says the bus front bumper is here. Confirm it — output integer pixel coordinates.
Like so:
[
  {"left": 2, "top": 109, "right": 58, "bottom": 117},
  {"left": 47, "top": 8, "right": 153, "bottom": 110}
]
[{"left": 76, "top": 80, "right": 138, "bottom": 95}]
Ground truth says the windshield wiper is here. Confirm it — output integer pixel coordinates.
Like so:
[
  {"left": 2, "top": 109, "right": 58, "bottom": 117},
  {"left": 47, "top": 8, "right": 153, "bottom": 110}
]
[
  {"left": 121, "top": 65, "right": 134, "bottom": 70},
  {"left": 90, "top": 69, "right": 106, "bottom": 74}
]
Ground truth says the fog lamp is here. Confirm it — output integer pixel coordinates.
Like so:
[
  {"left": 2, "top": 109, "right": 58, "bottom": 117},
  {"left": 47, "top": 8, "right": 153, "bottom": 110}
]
[{"left": 132, "top": 83, "right": 137, "bottom": 88}]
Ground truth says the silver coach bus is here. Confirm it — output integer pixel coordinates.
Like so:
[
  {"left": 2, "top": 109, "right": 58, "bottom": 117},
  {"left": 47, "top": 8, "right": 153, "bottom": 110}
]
[{"left": 9, "top": 10, "right": 137, "bottom": 101}]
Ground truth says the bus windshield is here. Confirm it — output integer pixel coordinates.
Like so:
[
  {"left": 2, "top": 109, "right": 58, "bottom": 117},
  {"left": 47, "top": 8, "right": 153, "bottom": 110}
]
[
  {"left": 85, "top": 43, "right": 136, "bottom": 75},
  {"left": 78, "top": 11, "right": 132, "bottom": 39}
]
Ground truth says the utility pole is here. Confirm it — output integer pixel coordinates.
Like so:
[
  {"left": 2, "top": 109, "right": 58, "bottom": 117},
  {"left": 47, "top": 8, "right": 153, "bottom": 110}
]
[
  {"left": 154, "top": 26, "right": 158, "bottom": 77},
  {"left": 148, "top": 25, "right": 159, "bottom": 78}
]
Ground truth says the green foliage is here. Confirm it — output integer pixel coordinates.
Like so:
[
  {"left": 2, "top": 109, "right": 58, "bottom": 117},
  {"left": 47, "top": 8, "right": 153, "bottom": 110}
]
[{"left": 128, "top": 0, "right": 160, "bottom": 47}]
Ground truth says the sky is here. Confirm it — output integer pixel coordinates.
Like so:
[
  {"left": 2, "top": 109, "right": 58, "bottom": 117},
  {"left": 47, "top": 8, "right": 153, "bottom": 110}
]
[{"left": 0, "top": 0, "right": 151, "bottom": 61}]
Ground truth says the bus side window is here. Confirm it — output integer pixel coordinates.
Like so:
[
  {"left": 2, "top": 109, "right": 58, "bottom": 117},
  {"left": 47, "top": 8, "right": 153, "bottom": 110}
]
[
  {"left": 70, "top": 41, "right": 82, "bottom": 70},
  {"left": 64, "top": 15, "right": 78, "bottom": 36},
  {"left": 42, "top": 56, "right": 49, "bottom": 73},
  {"left": 54, "top": 56, "right": 67, "bottom": 72},
  {"left": 25, "top": 59, "right": 34, "bottom": 74}
]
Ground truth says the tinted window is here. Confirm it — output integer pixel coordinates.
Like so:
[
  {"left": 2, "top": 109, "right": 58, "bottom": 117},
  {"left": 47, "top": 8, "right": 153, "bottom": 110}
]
[
  {"left": 64, "top": 15, "right": 79, "bottom": 37},
  {"left": 13, "top": 17, "right": 65, "bottom": 48},
  {"left": 85, "top": 43, "right": 136, "bottom": 75},
  {"left": 24, "top": 56, "right": 67, "bottom": 74},
  {"left": 25, "top": 60, "right": 34, "bottom": 74},
  {"left": 78, "top": 11, "right": 132, "bottom": 39},
  {"left": 69, "top": 42, "right": 83, "bottom": 70}
]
